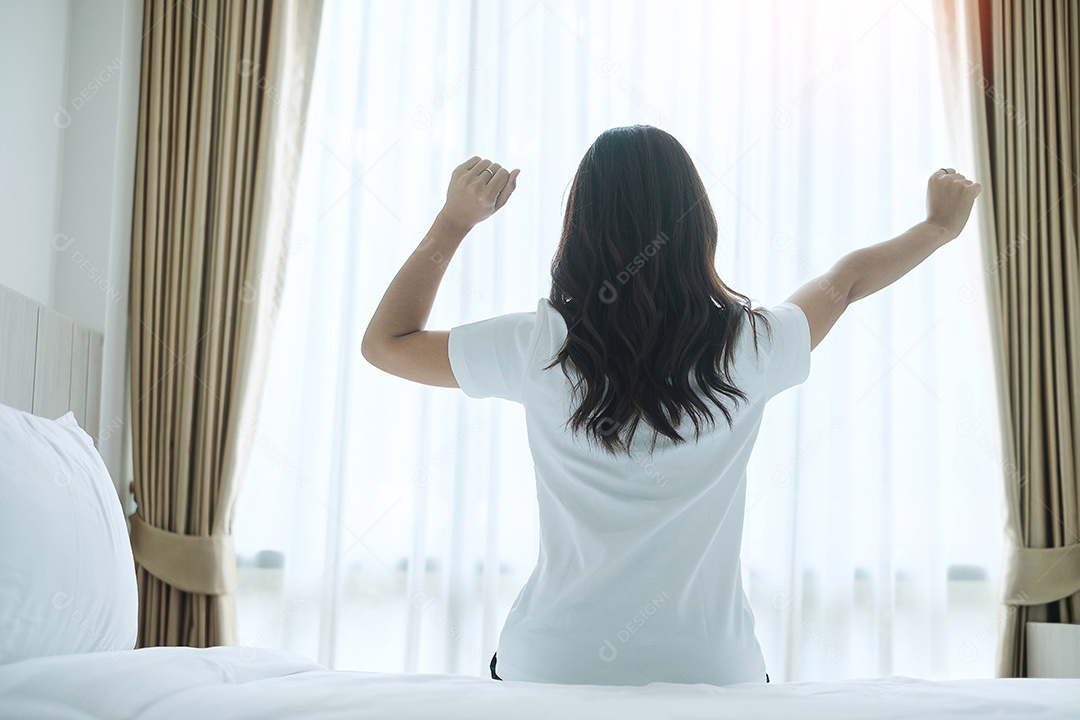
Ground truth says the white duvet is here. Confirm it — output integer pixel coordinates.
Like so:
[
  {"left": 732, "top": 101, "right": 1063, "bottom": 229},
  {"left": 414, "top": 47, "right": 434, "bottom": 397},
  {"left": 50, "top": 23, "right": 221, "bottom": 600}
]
[{"left": 1, "top": 646, "right": 1078, "bottom": 720}]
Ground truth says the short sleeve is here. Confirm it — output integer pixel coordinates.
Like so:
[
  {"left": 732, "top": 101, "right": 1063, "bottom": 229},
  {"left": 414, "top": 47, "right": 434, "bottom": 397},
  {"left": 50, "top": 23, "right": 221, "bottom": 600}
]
[
  {"left": 448, "top": 309, "right": 541, "bottom": 402},
  {"left": 763, "top": 301, "right": 811, "bottom": 397}
]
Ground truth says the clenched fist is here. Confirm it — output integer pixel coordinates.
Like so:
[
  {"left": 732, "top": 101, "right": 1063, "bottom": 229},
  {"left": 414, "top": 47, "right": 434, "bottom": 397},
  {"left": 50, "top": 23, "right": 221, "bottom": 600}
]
[
  {"left": 440, "top": 156, "right": 521, "bottom": 231},
  {"left": 925, "top": 167, "right": 982, "bottom": 240}
]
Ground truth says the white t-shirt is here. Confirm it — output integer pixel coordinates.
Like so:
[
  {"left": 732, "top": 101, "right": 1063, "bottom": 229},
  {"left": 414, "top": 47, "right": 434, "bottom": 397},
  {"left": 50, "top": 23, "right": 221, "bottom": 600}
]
[{"left": 448, "top": 299, "right": 811, "bottom": 686}]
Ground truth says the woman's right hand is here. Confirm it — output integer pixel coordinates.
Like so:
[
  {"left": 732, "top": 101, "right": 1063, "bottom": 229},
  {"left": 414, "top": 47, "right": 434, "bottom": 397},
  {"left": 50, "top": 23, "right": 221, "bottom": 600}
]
[{"left": 925, "top": 168, "right": 982, "bottom": 240}]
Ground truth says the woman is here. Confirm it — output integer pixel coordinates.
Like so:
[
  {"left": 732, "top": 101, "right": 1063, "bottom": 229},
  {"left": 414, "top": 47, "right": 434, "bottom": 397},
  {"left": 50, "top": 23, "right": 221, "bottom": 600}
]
[{"left": 361, "top": 125, "right": 981, "bottom": 686}]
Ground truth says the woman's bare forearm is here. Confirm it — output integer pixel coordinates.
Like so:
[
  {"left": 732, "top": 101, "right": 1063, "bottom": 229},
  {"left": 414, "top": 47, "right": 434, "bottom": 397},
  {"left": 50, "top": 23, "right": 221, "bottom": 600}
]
[
  {"left": 363, "top": 211, "right": 470, "bottom": 346},
  {"left": 837, "top": 220, "right": 952, "bottom": 304},
  {"left": 787, "top": 221, "right": 949, "bottom": 349},
  {"left": 787, "top": 168, "right": 981, "bottom": 351}
]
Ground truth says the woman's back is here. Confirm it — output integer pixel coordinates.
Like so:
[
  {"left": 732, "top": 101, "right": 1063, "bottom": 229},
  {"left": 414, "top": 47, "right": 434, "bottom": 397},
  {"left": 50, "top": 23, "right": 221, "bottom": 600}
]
[{"left": 448, "top": 297, "right": 811, "bottom": 685}]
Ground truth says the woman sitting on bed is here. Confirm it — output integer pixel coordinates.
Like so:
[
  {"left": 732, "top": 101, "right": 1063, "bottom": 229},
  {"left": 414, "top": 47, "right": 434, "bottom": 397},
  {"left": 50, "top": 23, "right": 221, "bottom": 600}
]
[{"left": 361, "top": 125, "right": 981, "bottom": 686}]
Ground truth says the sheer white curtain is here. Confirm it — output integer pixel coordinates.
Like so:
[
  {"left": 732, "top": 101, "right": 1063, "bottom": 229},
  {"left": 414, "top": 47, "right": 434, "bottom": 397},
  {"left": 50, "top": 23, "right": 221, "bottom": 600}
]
[{"left": 234, "top": 0, "right": 1006, "bottom": 682}]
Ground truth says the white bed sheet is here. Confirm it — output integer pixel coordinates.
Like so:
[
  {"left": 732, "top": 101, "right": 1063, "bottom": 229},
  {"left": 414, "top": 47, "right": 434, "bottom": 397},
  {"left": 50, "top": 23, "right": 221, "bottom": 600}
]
[{"left": 1, "top": 646, "right": 1077, "bottom": 720}]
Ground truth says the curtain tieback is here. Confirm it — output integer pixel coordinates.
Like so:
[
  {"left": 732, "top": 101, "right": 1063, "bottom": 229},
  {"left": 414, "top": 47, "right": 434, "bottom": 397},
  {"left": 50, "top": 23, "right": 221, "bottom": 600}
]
[
  {"left": 1002, "top": 540, "right": 1080, "bottom": 606},
  {"left": 129, "top": 513, "right": 238, "bottom": 595}
]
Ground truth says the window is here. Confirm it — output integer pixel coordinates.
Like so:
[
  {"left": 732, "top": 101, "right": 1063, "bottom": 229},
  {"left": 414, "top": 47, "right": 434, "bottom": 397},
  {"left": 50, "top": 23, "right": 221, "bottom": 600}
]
[{"left": 234, "top": 0, "right": 1004, "bottom": 681}]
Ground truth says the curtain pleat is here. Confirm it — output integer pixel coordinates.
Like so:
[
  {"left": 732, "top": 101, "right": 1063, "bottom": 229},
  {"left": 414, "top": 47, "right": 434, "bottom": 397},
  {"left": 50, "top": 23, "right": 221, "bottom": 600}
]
[
  {"left": 129, "top": 0, "right": 323, "bottom": 647},
  {"left": 937, "top": 0, "right": 1080, "bottom": 678}
]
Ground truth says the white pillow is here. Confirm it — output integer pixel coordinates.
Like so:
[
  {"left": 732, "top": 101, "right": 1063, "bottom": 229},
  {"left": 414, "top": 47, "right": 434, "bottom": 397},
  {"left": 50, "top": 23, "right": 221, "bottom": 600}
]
[{"left": 0, "top": 403, "right": 138, "bottom": 664}]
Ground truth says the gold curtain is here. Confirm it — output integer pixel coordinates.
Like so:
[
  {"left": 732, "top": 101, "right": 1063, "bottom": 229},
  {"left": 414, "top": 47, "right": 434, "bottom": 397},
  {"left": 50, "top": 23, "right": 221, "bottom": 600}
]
[
  {"left": 128, "top": 0, "right": 323, "bottom": 647},
  {"left": 933, "top": 0, "right": 1080, "bottom": 677}
]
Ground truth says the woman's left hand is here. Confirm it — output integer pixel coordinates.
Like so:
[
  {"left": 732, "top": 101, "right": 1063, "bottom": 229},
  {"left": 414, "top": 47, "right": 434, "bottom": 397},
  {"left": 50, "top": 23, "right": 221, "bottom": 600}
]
[{"left": 441, "top": 156, "right": 520, "bottom": 231}]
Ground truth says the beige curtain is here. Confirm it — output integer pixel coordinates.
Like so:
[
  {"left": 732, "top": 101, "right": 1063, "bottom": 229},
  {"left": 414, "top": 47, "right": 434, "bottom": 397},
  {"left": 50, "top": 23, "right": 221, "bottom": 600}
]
[
  {"left": 128, "top": 0, "right": 323, "bottom": 647},
  {"left": 932, "top": 0, "right": 1080, "bottom": 677}
]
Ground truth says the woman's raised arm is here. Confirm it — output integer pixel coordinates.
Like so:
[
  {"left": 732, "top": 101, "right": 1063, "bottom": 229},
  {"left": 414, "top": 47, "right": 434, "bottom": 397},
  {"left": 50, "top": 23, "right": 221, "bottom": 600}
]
[{"left": 786, "top": 168, "right": 982, "bottom": 351}]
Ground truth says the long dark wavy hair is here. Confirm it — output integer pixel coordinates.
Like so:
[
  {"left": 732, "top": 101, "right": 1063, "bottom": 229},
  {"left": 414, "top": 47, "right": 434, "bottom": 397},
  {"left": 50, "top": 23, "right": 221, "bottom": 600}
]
[{"left": 545, "top": 125, "right": 772, "bottom": 457}]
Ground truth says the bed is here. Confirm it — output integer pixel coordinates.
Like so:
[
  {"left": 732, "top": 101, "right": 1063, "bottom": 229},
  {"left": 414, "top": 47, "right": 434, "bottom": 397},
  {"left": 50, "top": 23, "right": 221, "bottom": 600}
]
[
  {"left": 1, "top": 283, "right": 1079, "bottom": 719},
  {"left": 0, "top": 285, "right": 103, "bottom": 440},
  {"left": 0, "top": 645, "right": 1078, "bottom": 720}
]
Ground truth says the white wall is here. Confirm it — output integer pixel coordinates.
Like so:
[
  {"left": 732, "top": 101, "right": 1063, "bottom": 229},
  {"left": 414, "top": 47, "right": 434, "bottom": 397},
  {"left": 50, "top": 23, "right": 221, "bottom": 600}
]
[
  {"left": 54, "top": 0, "right": 143, "bottom": 506},
  {"left": 53, "top": 0, "right": 135, "bottom": 334},
  {"left": 0, "top": 0, "right": 70, "bottom": 307},
  {"left": 0, "top": 0, "right": 142, "bottom": 501}
]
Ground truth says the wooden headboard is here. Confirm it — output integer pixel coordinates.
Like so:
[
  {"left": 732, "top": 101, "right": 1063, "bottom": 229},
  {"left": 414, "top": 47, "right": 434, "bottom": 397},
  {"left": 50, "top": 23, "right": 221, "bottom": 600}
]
[{"left": 0, "top": 285, "right": 104, "bottom": 445}]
